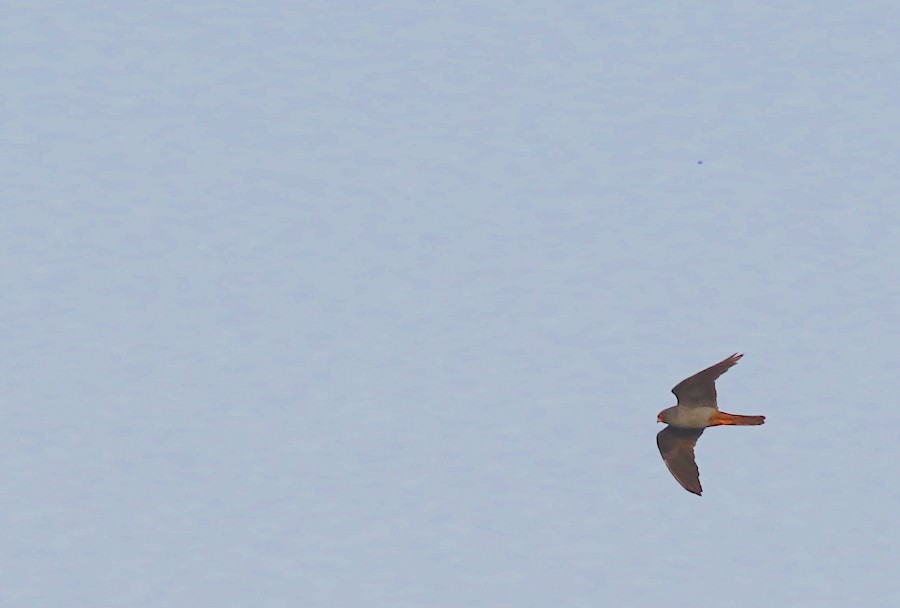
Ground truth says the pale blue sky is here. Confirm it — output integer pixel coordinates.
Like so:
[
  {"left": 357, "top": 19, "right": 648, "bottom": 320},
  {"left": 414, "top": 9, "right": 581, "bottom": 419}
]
[{"left": 4, "top": 2, "right": 900, "bottom": 606}]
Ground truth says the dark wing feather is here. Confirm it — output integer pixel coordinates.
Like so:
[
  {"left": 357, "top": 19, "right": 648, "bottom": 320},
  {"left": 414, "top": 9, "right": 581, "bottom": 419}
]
[
  {"left": 656, "top": 427, "right": 705, "bottom": 496},
  {"left": 671, "top": 353, "right": 743, "bottom": 408}
]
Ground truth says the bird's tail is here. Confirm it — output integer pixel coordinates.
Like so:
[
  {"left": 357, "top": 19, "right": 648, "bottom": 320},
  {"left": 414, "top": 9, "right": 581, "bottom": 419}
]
[{"left": 712, "top": 411, "right": 765, "bottom": 426}]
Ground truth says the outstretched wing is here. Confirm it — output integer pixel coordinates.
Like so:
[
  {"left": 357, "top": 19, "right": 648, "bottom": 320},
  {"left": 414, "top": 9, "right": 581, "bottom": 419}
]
[
  {"left": 671, "top": 353, "right": 743, "bottom": 408},
  {"left": 656, "top": 427, "right": 705, "bottom": 495}
]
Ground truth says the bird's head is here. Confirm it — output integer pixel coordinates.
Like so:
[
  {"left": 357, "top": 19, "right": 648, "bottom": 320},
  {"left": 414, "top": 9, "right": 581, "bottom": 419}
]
[{"left": 657, "top": 407, "right": 674, "bottom": 424}]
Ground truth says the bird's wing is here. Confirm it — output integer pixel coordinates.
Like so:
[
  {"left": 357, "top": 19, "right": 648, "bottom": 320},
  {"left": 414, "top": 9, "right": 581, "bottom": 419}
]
[
  {"left": 671, "top": 353, "right": 743, "bottom": 408},
  {"left": 656, "top": 427, "right": 705, "bottom": 495}
]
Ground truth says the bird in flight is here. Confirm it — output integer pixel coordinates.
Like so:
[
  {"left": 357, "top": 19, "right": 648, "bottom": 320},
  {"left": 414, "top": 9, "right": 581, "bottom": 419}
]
[{"left": 656, "top": 353, "right": 765, "bottom": 495}]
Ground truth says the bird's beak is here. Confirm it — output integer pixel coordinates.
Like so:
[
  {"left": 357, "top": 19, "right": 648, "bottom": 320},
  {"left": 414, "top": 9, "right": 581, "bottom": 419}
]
[{"left": 656, "top": 414, "right": 664, "bottom": 423}]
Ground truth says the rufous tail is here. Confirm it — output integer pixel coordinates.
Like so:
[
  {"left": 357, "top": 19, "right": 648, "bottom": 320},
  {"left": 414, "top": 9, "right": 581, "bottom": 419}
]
[{"left": 711, "top": 411, "right": 765, "bottom": 426}]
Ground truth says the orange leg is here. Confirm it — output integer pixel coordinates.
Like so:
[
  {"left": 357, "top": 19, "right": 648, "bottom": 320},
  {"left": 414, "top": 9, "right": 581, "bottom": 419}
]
[{"left": 710, "top": 411, "right": 766, "bottom": 426}]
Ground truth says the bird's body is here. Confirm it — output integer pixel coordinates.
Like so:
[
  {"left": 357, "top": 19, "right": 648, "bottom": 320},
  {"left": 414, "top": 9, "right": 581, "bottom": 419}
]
[
  {"left": 657, "top": 405, "right": 718, "bottom": 428},
  {"left": 655, "top": 353, "right": 765, "bottom": 495}
]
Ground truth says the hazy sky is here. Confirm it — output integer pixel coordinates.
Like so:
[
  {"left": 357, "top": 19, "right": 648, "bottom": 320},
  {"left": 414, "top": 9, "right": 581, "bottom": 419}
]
[{"left": 5, "top": 2, "right": 900, "bottom": 606}]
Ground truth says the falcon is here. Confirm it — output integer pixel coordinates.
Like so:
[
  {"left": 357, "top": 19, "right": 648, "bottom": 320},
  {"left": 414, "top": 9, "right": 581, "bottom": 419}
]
[{"left": 656, "top": 353, "right": 765, "bottom": 495}]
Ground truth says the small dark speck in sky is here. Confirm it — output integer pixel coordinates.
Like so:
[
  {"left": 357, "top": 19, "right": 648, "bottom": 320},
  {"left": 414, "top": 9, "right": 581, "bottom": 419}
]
[{"left": 697, "top": 160, "right": 703, "bottom": 164}]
